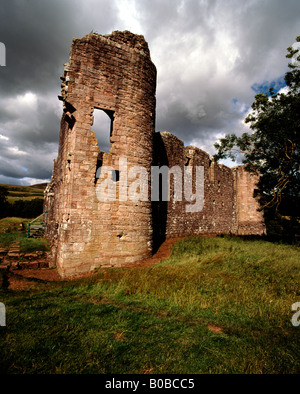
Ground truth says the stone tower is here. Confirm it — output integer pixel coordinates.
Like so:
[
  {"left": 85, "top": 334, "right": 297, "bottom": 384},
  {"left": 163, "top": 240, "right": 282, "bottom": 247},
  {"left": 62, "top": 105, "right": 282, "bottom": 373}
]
[{"left": 44, "top": 31, "right": 157, "bottom": 277}]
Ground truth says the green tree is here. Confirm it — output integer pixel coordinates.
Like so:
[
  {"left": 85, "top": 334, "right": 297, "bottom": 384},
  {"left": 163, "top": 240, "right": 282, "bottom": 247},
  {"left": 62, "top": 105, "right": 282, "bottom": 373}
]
[
  {"left": 0, "top": 186, "right": 10, "bottom": 219},
  {"left": 11, "top": 198, "right": 43, "bottom": 218},
  {"left": 214, "top": 36, "right": 300, "bottom": 220}
]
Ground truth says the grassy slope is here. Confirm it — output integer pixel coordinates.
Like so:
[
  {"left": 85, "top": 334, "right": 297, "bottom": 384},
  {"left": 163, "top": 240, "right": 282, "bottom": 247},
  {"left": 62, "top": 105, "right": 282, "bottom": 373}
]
[
  {"left": 0, "top": 235, "right": 299, "bottom": 374},
  {"left": 1, "top": 183, "right": 46, "bottom": 203}
]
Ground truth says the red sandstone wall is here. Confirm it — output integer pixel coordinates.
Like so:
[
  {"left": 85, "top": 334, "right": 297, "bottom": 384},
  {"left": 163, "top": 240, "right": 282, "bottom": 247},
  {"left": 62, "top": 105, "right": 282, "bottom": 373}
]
[
  {"left": 45, "top": 31, "right": 157, "bottom": 277},
  {"left": 152, "top": 132, "right": 265, "bottom": 239},
  {"left": 233, "top": 166, "right": 266, "bottom": 235},
  {"left": 153, "top": 131, "right": 237, "bottom": 238}
]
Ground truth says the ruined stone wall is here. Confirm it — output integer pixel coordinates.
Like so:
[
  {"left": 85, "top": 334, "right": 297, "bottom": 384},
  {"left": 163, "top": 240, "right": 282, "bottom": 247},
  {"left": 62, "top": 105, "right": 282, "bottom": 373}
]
[
  {"left": 44, "top": 31, "right": 265, "bottom": 278},
  {"left": 152, "top": 131, "right": 238, "bottom": 239},
  {"left": 151, "top": 132, "right": 265, "bottom": 239},
  {"left": 233, "top": 166, "right": 266, "bottom": 235},
  {"left": 45, "top": 31, "right": 157, "bottom": 277}
]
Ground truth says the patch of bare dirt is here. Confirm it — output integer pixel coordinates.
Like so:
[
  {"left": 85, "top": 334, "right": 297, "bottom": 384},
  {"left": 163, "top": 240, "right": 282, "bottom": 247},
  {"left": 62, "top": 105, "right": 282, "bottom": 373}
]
[
  {"left": 121, "top": 237, "right": 185, "bottom": 268},
  {"left": 207, "top": 324, "right": 223, "bottom": 333},
  {"left": 5, "top": 268, "right": 63, "bottom": 291},
  {"left": 4, "top": 238, "right": 185, "bottom": 290}
]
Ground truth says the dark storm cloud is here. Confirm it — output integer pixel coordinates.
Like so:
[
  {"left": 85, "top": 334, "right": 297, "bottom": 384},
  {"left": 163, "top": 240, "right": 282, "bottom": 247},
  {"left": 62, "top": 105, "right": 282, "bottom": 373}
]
[
  {"left": 139, "top": 0, "right": 300, "bottom": 154},
  {"left": 0, "top": 0, "right": 119, "bottom": 183},
  {"left": 0, "top": 0, "right": 299, "bottom": 184},
  {"left": 0, "top": 0, "right": 119, "bottom": 95}
]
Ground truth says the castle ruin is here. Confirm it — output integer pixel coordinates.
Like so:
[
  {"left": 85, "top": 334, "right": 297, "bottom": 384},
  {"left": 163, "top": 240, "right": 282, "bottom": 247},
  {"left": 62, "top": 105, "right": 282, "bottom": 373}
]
[{"left": 44, "top": 31, "right": 266, "bottom": 278}]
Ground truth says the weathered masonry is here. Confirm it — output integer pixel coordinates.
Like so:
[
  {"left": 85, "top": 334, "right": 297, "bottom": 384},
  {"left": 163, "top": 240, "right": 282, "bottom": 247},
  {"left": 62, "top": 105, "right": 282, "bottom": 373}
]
[{"left": 44, "top": 31, "right": 266, "bottom": 278}]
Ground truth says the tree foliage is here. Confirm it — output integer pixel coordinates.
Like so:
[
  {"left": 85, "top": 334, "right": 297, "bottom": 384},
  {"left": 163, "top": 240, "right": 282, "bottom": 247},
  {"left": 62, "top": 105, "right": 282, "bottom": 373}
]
[
  {"left": 0, "top": 185, "right": 43, "bottom": 219},
  {"left": 0, "top": 186, "right": 10, "bottom": 219},
  {"left": 10, "top": 198, "right": 44, "bottom": 218},
  {"left": 214, "top": 36, "right": 300, "bottom": 218}
]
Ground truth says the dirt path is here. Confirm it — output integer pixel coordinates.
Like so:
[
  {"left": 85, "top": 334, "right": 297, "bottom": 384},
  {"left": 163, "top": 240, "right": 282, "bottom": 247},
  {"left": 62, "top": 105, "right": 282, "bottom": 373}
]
[
  {"left": 121, "top": 237, "right": 185, "bottom": 268},
  {"left": 6, "top": 237, "right": 185, "bottom": 290}
]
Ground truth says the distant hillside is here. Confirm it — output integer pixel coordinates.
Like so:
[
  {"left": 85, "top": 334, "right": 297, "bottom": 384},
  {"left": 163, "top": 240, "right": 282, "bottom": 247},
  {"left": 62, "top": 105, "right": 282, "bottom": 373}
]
[
  {"left": 0, "top": 183, "right": 48, "bottom": 203},
  {"left": 29, "top": 183, "right": 49, "bottom": 190}
]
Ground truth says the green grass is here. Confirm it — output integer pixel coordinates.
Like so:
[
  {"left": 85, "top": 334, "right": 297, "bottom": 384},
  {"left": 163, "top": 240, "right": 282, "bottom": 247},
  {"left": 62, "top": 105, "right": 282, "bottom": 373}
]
[
  {"left": 0, "top": 235, "right": 299, "bottom": 374},
  {"left": 0, "top": 217, "right": 29, "bottom": 233},
  {"left": 0, "top": 233, "right": 49, "bottom": 253},
  {"left": 0, "top": 217, "right": 49, "bottom": 252},
  {"left": 19, "top": 237, "right": 50, "bottom": 253}
]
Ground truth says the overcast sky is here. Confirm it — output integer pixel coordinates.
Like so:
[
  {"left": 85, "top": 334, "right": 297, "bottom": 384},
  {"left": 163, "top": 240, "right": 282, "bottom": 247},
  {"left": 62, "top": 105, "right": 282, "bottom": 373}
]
[{"left": 0, "top": 0, "right": 299, "bottom": 185}]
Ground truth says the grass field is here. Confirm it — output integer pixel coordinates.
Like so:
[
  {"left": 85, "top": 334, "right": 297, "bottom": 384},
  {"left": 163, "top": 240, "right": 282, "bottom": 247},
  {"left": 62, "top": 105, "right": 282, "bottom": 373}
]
[
  {"left": 0, "top": 217, "right": 49, "bottom": 253},
  {"left": 0, "top": 235, "right": 299, "bottom": 374},
  {"left": 1, "top": 183, "right": 46, "bottom": 203}
]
